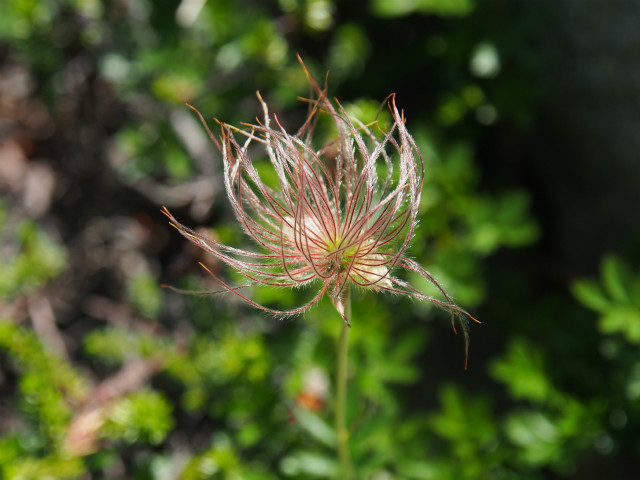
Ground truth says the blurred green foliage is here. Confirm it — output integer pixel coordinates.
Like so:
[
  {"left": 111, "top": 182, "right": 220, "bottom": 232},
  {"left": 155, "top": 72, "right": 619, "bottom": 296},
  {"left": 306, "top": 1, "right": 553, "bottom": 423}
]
[
  {"left": 128, "top": 272, "right": 163, "bottom": 318},
  {"left": 0, "top": 215, "right": 66, "bottom": 300},
  {"left": 0, "top": 320, "right": 86, "bottom": 441},
  {"left": 0, "top": 0, "right": 635, "bottom": 478},
  {"left": 372, "top": 0, "right": 475, "bottom": 18},
  {"left": 573, "top": 255, "right": 640, "bottom": 343},
  {"left": 101, "top": 390, "right": 174, "bottom": 444}
]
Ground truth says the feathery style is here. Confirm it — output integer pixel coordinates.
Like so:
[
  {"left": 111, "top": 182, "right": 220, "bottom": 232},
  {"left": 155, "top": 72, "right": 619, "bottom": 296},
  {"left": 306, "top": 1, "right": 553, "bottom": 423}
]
[{"left": 162, "top": 60, "right": 478, "bottom": 364}]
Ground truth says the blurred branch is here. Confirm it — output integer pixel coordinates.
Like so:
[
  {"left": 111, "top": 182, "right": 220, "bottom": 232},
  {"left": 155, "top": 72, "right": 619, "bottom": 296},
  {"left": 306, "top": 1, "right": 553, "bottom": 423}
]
[
  {"left": 28, "top": 295, "right": 69, "bottom": 361},
  {"left": 132, "top": 176, "right": 218, "bottom": 220},
  {"left": 65, "top": 356, "right": 164, "bottom": 456}
]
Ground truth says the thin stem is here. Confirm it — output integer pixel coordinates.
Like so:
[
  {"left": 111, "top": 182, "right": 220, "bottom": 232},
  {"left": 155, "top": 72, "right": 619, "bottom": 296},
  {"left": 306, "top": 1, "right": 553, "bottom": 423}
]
[{"left": 335, "top": 288, "right": 353, "bottom": 479}]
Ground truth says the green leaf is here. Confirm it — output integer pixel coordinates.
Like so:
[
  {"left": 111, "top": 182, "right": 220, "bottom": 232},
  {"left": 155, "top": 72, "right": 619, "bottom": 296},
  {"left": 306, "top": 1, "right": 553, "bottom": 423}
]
[
  {"left": 490, "top": 338, "right": 553, "bottom": 404},
  {"left": 429, "top": 385, "right": 497, "bottom": 459},
  {"left": 599, "top": 307, "right": 640, "bottom": 344},
  {"left": 102, "top": 390, "right": 174, "bottom": 445},
  {"left": 291, "top": 407, "right": 336, "bottom": 448},
  {"left": 280, "top": 450, "right": 337, "bottom": 477},
  {"left": 571, "top": 280, "right": 610, "bottom": 313},
  {"left": 504, "top": 410, "right": 562, "bottom": 466},
  {"left": 602, "top": 255, "right": 630, "bottom": 303},
  {"left": 3, "top": 456, "right": 85, "bottom": 480},
  {"left": 128, "top": 272, "right": 163, "bottom": 318},
  {"left": 372, "top": 0, "right": 475, "bottom": 18},
  {"left": 180, "top": 438, "right": 243, "bottom": 480},
  {"left": 0, "top": 320, "right": 87, "bottom": 439},
  {"left": 0, "top": 220, "right": 67, "bottom": 299},
  {"left": 398, "top": 460, "right": 450, "bottom": 479},
  {"left": 630, "top": 275, "right": 640, "bottom": 307}
]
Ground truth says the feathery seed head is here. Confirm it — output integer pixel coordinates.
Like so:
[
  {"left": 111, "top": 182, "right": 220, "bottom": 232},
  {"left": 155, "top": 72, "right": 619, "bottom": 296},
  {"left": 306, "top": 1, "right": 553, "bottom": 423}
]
[{"left": 162, "top": 58, "right": 478, "bottom": 366}]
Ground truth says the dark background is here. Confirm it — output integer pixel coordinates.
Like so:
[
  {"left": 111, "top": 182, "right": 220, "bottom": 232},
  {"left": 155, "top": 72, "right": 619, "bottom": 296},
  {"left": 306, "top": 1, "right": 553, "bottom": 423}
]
[{"left": 1, "top": 0, "right": 639, "bottom": 478}]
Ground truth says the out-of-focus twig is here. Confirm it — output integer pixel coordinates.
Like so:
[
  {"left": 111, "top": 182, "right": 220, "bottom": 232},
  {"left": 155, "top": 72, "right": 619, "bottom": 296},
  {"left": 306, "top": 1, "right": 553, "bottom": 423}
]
[
  {"left": 64, "top": 356, "right": 164, "bottom": 456},
  {"left": 28, "top": 295, "right": 69, "bottom": 361}
]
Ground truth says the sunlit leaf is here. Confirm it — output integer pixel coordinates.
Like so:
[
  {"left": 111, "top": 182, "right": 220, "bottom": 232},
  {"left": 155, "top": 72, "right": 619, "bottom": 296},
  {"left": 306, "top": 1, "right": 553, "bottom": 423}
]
[
  {"left": 280, "top": 450, "right": 337, "bottom": 477},
  {"left": 599, "top": 307, "right": 640, "bottom": 344},
  {"left": 291, "top": 407, "right": 337, "bottom": 448},
  {"left": 602, "top": 255, "right": 631, "bottom": 303},
  {"left": 571, "top": 280, "right": 610, "bottom": 313},
  {"left": 490, "top": 338, "right": 553, "bottom": 404}
]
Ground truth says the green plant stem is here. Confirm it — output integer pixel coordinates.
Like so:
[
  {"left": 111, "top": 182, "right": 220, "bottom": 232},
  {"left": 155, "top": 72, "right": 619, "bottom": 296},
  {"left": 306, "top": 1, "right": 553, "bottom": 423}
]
[{"left": 335, "top": 290, "right": 353, "bottom": 479}]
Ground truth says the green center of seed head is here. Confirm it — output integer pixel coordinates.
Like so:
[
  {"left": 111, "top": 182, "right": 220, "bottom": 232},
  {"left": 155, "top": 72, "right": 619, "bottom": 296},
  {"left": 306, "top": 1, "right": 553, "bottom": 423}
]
[{"left": 324, "top": 235, "right": 363, "bottom": 272}]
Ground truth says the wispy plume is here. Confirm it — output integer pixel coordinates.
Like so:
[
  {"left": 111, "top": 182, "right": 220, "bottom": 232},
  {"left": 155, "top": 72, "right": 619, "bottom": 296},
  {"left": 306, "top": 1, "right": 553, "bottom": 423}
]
[{"left": 162, "top": 57, "right": 478, "bottom": 365}]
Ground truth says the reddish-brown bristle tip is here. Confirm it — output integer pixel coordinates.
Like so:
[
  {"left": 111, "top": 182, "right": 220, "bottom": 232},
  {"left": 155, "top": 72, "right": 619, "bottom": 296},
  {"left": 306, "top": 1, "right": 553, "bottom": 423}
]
[
  {"left": 468, "top": 313, "right": 481, "bottom": 324},
  {"left": 198, "top": 261, "right": 213, "bottom": 275}
]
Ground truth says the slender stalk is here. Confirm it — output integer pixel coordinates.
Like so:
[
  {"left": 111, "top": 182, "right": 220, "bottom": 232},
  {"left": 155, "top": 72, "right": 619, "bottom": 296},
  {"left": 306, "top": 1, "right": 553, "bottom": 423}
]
[{"left": 335, "top": 288, "right": 353, "bottom": 479}]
